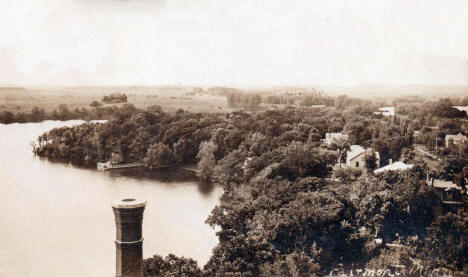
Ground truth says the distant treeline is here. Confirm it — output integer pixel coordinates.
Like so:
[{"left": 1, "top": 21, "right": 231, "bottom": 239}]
[
  {"left": 451, "top": 96, "right": 468, "bottom": 106},
  {"left": 397, "top": 98, "right": 467, "bottom": 120},
  {"left": 102, "top": 93, "right": 127, "bottom": 104},
  {"left": 205, "top": 87, "right": 395, "bottom": 110},
  {"left": 0, "top": 104, "right": 128, "bottom": 124},
  {"left": 204, "top": 86, "right": 338, "bottom": 108},
  {"left": 0, "top": 86, "right": 25, "bottom": 90},
  {"left": 225, "top": 91, "right": 336, "bottom": 109}
]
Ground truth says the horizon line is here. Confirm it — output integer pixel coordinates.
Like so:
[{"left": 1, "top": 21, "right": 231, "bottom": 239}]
[{"left": 2, "top": 83, "right": 468, "bottom": 89}]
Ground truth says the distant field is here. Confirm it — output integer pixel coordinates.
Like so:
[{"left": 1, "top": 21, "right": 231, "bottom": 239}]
[
  {"left": 0, "top": 86, "right": 233, "bottom": 114},
  {"left": 3, "top": 85, "right": 464, "bottom": 115}
]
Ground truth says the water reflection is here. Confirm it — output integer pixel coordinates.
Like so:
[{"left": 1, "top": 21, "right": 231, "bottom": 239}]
[
  {"left": 108, "top": 167, "right": 216, "bottom": 195},
  {"left": 197, "top": 181, "right": 215, "bottom": 195},
  {"left": 110, "top": 167, "right": 195, "bottom": 182}
]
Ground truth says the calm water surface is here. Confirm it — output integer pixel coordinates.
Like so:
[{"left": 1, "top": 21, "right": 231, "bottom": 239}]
[{"left": 0, "top": 120, "right": 222, "bottom": 277}]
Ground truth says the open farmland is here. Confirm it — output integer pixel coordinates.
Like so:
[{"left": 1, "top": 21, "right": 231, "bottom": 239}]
[{"left": 0, "top": 86, "right": 232, "bottom": 114}]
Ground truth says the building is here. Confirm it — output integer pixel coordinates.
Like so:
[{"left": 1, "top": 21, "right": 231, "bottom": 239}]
[
  {"left": 374, "top": 106, "right": 395, "bottom": 116},
  {"left": 427, "top": 179, "right": 466, "bottom": 215},
  {"left": 324, "top": 132, "right": 348, "bottom": 146},
  {"left": 445, "top": 133, "right": 467, "bottom": 147},
  {"left": 429, "top": 179, "right": 465, "bottom": 204},
  {"left": 374, "top": 161, "right": 413, "bottom": 174},
  {"left": 346, "top": 145, "right": 380, "bottom": 171}
]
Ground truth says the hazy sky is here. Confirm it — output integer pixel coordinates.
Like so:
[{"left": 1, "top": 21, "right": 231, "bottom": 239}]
[{"left": 1, "top": 0, "right": 468, "bottom": 86}]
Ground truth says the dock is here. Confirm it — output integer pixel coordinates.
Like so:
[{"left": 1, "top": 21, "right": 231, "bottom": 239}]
[{"left": 97, "top": 162, "right": 143, "bottom": 171}]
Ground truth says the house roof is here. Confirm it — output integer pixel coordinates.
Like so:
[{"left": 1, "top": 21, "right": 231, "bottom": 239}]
[
  {"left": 445, "top": 133, "right": 467, "bottom": 141},
  {"left": 374, "top": 162, "right": 413, "bottom": 174},
  {"left": 431, "top": 179, "right": 462, "bottom": 190},
  {"left": 347, "top": 145, "right": 380, "bottom": 161},
  {"left": 347, "top": 145, "right": 365, "bottom": 160}
]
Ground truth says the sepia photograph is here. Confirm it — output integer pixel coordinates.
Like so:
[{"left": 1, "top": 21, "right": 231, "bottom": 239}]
[{"left": 0, "top": 1, "right": 467, "bottom": 276}]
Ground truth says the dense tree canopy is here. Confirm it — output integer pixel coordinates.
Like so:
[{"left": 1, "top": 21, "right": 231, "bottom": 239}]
[{"left": 32, "top": 95, "right": 467, "bottom": 276}]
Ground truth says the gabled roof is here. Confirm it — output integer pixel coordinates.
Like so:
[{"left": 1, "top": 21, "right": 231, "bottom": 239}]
[
  {"left": 347, "top": 145, "right": 365, "bottom": 160},
  {"left": 347, "top": 145, "right": 380, "bottom": 161},
  {"left": 445, "top": 133, "right": 467, "bottom": 141},
  {"left": 374, "top": 161, "right": 413, "bottom": 174}
]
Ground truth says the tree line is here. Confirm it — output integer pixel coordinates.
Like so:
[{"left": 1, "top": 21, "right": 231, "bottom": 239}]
[
  {"left": 225, "top": 90, "right": 337, "bottom": 109},
  {"left": 0, "top": 104, "right": 123, "bottom": 124},
  {"left": 102, "top": 93, "right": 128, "bottom": 104}
]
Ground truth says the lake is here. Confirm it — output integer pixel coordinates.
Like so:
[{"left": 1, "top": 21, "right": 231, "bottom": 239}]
[{"left": 0, "top": 120, "right": 222, "bottom": 276}]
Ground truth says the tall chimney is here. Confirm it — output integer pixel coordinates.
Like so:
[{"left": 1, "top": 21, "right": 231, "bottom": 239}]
[{"left": 112, "top": 198, "right": 147, "bottom": 277}]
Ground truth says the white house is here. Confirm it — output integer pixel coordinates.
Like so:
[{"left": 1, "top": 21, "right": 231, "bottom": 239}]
[
  {"left": 346, "top": 145, "right": 380, "bottom": 171},
  {"left": 373, "top": 106, "right": 395, "bottom": 116}
]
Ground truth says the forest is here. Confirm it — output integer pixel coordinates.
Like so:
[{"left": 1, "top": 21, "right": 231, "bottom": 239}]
[
  {"left": 33, "top": 95, "right": 468, "bottom": 276},
  {"left": 0, "top": 103, "right": 124, "bottom": 124}
]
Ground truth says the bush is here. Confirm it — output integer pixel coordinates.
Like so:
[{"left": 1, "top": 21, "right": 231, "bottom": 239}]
[{"left": 90, "top": 100, "right": 102, "bottom": 107}]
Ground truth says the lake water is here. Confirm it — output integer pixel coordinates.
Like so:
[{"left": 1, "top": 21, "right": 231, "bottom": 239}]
[{"left": 0, "top": 120, "right": 222, "bottom": 277}]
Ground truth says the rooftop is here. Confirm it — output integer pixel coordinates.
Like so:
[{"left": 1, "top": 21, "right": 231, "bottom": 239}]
[
  {"left": 347, "top": 145, "right": 380, "bottom": 161},
  {"left": 431, "top": 180, "right": 463, "bottom": 190},
  {"left": 445, "top": 133, "right": 467, "bottom": 140},
  {"left": 374, "top": 161, "right": 413, "bottom": 174}
]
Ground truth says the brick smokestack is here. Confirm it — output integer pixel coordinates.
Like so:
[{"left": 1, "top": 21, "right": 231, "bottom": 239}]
[{"left": 112, "top": 198, "right": 147, "bottom": 277}]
